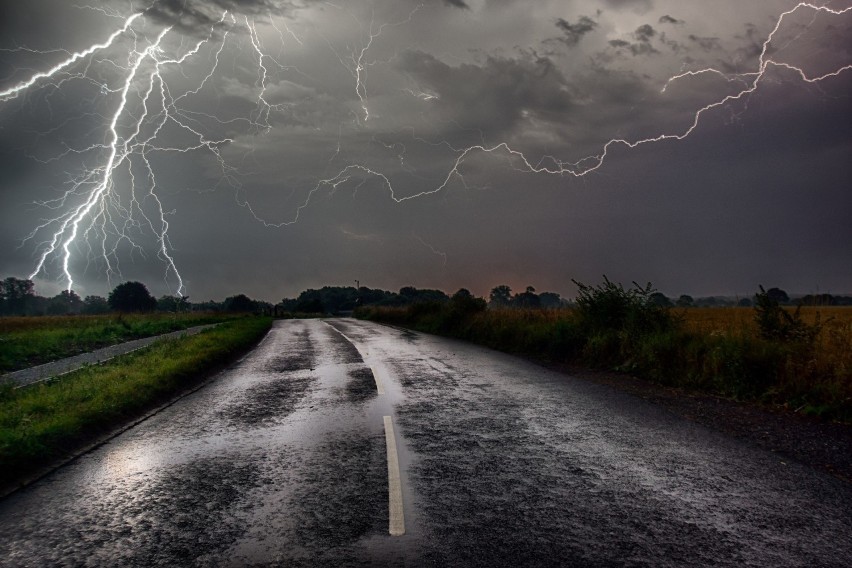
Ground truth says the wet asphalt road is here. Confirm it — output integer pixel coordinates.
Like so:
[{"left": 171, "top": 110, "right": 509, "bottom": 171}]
[{"left": 1, "top": 319, "right": 850, "bottom": 567}]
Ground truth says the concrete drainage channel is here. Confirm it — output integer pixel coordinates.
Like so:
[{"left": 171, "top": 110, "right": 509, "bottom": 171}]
[{"left": 0, "top": 324, "right": 220, "bottom": 388}]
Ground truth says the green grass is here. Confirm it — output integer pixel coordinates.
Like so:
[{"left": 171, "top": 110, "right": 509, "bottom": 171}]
[
  {"left": 0, "top": 316, "right": 272, "bottom": 488},
  {"left": 0, "top": 312, "right": 239, "bottom": 373}
]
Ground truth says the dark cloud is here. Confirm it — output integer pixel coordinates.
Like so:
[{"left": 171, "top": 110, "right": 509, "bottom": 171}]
[
  {"left": 145, "top": 0, "right": 281, "bottom": 33},
  {"left": 689, "top": 34, "right": 722, "bottom": 52},
  {"left": 441, "top": 0, "right": 469, "bottom": 8},
  {"left": 659, "top": 15, "right": 682, "bottom": 25},
  {"left": 606, "top": 24, "right": 658, "bottom": 57},
  {"left": 554, "top": 16, "right": 598, "bottom": 46},
  {"left": 634, "top": 24, "right": 656, "bottom": 42}
]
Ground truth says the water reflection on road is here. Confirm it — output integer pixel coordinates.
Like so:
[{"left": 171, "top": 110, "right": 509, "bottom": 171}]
[{"left": 0, "top": 319, "right": 850, "bottom": 567}]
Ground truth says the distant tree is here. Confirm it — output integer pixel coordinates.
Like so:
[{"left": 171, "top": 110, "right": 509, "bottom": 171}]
[
  {"left": 224, "top": 294, "right": 256, "bottom": 313},
  {"left": 157, "top": 295, "right": 190, "bottom": 312},
  {"left": 676, "top": 295, "right": 694, "bottom": 308},
  {"left": 108, "top": 281, "right": 157, "bottom": 312},
  {"left": 489, "top": 285, "right": 513, "bottom": 307},
  {"left": 47, "top": 290, "right": 83, "bottom": 315},
  {"left": 399, "top": 286, "right": 418, "bottom": 300},
  {"left": 27, "top": 295, "right": 49, "bottom": 316},
  {"left": 649, "top": 292, "right": 673, "bottom": 307},
  {"left": 82, "top": 295, "right": 111, "bottom": 314},
  {"left": 194, "top": 300, "right": 224, "bottom": 312},
  {"left": 358, "top": 287, "right": 397, "bottom": 306},
  {"left": 539, "top": 292, "right": 563, "bottom": 309},
  {"left": 764, "top": 287, "right": 790, "bottom": 305},
  {"left": 798, "top": 294, "right": 835, "bottom": 307},
  {"left": 737, "top": 297, "right": 753, "bottom": 308},
  {"left": 453, "top": 288, "right": 472, "bottom": 300},
  {"left": 514, "top": 286, "right": 541, "bottom": 308},
  {"left": 1, "top": 277, "right": 36, "bottom": 315},
  {"left": 451, "top": 288, "right": 487, "bottom": 313},
  {"left": 398, "top": 287, "right": 449, "bottom": 305},
  {"left": 293, "top": 290, "right": 324, "bottom": 313}
]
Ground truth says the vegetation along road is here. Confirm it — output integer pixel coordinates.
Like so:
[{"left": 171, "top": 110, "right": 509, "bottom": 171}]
[{"left": 1, "top": 319, "right": 850, "bottom": 566}]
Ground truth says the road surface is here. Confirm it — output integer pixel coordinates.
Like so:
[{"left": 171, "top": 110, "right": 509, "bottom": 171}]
[{"left": 0, "top": 319, "right": 850, "bottom": 567}]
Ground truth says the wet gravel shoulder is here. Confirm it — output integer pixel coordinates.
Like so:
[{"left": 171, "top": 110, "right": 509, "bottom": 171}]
[{"left": 544, "top": 362, "right": 852, "bottom": 483}]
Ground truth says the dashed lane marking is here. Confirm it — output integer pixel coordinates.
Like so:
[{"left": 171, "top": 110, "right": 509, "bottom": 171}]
[
  {"left": 322, "top": 321, "right": 385, "bottom": 395},
  {"left": 371, "top": 366, "right": 386, "bottom": 395},
  {"left": 384, "top": 415, "right": 405, "bottom": 536}
]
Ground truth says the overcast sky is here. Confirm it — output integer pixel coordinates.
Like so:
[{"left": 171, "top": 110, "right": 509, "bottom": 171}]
[{"left": 0, "top": 0, "right": 850, "bottom": 302}]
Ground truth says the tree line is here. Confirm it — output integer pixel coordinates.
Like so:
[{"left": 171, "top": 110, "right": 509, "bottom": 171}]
[
  {"left": 0, "top": 277, "right": 273, "bottom": 316},
  {"left": 3, "top": 275, "right": 849, "bottom": 318}
]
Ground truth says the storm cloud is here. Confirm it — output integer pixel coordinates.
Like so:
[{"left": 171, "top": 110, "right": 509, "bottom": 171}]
[
  {"left": 0, "top": 0, "right": 849, "bottom": 301},
  {"left": 554, "top": 16, "right": 599, "bottom": 46}
]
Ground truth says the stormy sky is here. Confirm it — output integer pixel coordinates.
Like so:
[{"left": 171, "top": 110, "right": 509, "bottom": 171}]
[{"left": 0, "top": 0, "right": 850, "bottom": 302}]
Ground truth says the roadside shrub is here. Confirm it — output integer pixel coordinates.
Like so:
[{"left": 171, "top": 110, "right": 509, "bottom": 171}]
[
  {"left": 704, "top": 336, "right": 781, "bottom": 399},
  {"left": 582, "top": 330, "right": 622, "bottom": 367},
  {"left": 357, "top": 282, "right": 851, "bottom": 421},
  {"left": 754, "top": 285, "right": 820, "bottom": 345},
  {"left": 548, "top": 319, "right": 584, "bottom": 359},
  {"left": 449, "top": 289, "right": 487, "bottom": 315},
  {"left": 572, "top": 276, "right": 678, "bottom": 336}
]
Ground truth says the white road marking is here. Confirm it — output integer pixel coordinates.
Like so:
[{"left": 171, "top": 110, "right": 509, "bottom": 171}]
[
  {"left": 322, "top": 322, "right": 359, "bottom": 349},
  {"left": 322, "top": 321, "right": 386, "bottom": 395},
  {"left": 383, "top": 415, "right": 405, "bottom": 536},
  {"left": 371, "top": 366, "right": 386, "bottom": 395}
]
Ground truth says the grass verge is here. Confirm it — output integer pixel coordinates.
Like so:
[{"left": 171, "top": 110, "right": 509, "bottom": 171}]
[
  {"left": 0, "top": 312, "right": 241, "bottom": 373},
  {"left": 0, "top": 316, "right": 272, "bottom": 490}
]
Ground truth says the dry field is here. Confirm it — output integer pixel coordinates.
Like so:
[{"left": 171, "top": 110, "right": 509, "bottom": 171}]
[{"left": 681, "top": 306, "right": 852, "bottom": 377}]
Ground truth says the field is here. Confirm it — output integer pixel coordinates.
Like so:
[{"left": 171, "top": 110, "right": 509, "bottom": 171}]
[
  {"left": 359, "top": 303, "right": 852, "bottom": 422},
  {"left": 682, "top": 307, "right": 851, "bottom": 395},
  {"left": 0, "top": 312, "right": 239, "bottom": 373},
  {"left": 0, "top": 316, "right": 272, "bottom": 489}
]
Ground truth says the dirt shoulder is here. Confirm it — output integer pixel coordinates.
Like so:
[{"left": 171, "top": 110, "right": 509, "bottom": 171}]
[{"left": 546, "top": 362, "right": 852, "bottom": 483}]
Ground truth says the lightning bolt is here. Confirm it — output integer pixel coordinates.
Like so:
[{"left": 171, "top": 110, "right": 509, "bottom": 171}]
[
  {"left": 0, "top": 13, "right": 142, "bottom": 102},
  {"left": 324, "top": 2, "right": 423, "bottom": 122},
  {"left": 422, "top": 2, "right": 852, "bottom": 183},
  {"left": 1, "top": 2, "right": 849, "bottom": 295},
  {"left": 1, "top": 8, "right": 274, "bottom": 295},
  {"left": 413, "top": 232, "right": 448, "bottom": 267}
]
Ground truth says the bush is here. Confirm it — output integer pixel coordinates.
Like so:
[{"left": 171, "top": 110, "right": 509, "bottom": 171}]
[
  {"left": 572, "top": 276, "right": 677, "bottom": 336},
  {"left": 357, "top": 280, "right": 851, "bottom": 421},
  {"left": 754, "top": 286, "right": 820, "bottom": 345}
]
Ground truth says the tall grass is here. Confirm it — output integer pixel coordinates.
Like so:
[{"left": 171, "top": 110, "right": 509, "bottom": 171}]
[
  {"left": 0, "top": 312, "right": 238, "bottom": 373},
  {"left": 0, "top": 316, "right": 272, "bottom": 488},
  {"left": 358, "top": 294, "right": 852, "bottom": 422}
]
